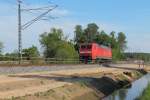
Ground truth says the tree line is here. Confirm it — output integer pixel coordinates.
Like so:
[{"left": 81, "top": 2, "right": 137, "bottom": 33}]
[
  {"left": 124, "top": 53, "right": 150, "bottom": 62},
  {"left": 0, "top": 23, "right": 127, "bottom": 61}
]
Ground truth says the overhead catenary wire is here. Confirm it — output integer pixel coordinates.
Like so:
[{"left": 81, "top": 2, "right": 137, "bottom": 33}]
[
  {"left": 21, "top": 5, "right": 57, "bottom": 30},
  {"left": 16, "top": 0, "right": 57, "bottom": 64},
  {"left": 21, "top": 6, "right": 54, "bottom": 11}
]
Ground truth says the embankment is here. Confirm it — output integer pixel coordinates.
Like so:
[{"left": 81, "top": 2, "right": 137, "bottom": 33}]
[{"left": 6, "top": 69, "right": 147, "bottom": 100}]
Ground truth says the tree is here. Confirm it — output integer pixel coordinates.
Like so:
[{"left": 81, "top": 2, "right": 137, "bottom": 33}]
[
  {"left": 40, "top": 28, "right": 79, "bottom": 59},
  {"left": 5, "top": 50, "right": 18, "bottom": 57},
  {"left": 0, "top": 42, "right": 3, "bottom": 55},
  {"left": 86, "top": 23, "right": 99, "bottom": 34},
  {"left": 110, "top": 31, "right": 115, "bottom": 38},
  {"left": 84, "top": 23, "right": 99, "bottom": 42},
  {"left": 74, "top": 25, "right": 84, "bottom": 43},
  {"left": 74, "top": 23, "right": 99, "bottom": 44},
  {"left": 4, "top": 50, "right": 19, "bottom": 61},
  {"left": 94, "top": 30, "right": 111, "bottom": 46},
  {"left": 40, "top": 28, "right": 63, "bottom": 58},
  {"left": 110, "top": 31, "right": 117, "bottom": 48},
  {"left": 112, "top": 45, "right": 123, "bottom": 60},
  {"left": 55, "top": 41, "right": 79, "bottom": 59},
  {"left": 117, "top": 32, "right": 127, "bottom": 51},
  {"left": 22, "top": 46, "right": 39, "bottom": 59},
  {"left": 74, "top": 25, "right": 85, "bottom": 51}
]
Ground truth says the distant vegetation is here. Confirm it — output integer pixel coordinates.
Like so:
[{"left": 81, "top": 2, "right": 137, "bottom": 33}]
[
  {"left": 0, "top": 23, "right": 127, "bottom": 61},
  {"left": 124, "top": 53, "right": 150, "bottom": 62},
  {"left": 0, "top": 42, "right": 3, "bottom": 56},
  {"left": 22, "top": 46, "right": 40, "bottom": 59}
]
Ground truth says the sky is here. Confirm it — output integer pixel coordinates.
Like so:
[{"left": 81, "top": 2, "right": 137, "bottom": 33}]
[{"left": 0, "top": 0, "right": 150, "bottom": 53}]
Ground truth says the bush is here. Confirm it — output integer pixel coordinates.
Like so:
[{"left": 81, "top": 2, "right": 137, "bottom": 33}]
[{"left": 55, "top": 42, "right": 79, "bottom": 60}]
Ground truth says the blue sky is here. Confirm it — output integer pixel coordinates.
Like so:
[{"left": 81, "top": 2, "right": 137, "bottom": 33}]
[{"left": 0, "top": 0, "right": 150, "bottom": 53}]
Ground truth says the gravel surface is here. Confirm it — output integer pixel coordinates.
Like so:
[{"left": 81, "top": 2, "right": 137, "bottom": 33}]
[{"left": 0, "top": 64, "right": 100, "bottom": 74}]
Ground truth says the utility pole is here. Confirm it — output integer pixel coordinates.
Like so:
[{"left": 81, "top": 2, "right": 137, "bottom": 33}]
[
  {"left": 16, "top": 0, "right": 57, "bottom": 64},
  {"left": 17, "top": 0, "right": 22, "bottom": 64}
]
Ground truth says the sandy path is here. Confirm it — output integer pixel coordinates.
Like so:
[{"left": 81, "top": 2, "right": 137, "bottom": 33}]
[
  {"left": 0, "top": 82, "right": 72, "bottom": 99},
  {"left": 0, "top": 76, "right": 34, "bottom": 84}
]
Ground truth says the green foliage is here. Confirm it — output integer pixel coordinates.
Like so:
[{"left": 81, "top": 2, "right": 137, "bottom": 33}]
[
  {"left": 0, "top": 50, "right": 19, "bottom": 61},
  {"left": 22, "top": 46, "right": 40, "bottom": 59},
  {"left": 74, "top": 23, "right": 99, "bottom": 44},
  {"left": 94, "top": 30, "right": 111, "bottom": 46},
  {"left": 55, "top": 42, "right": 79, "bottom": 59},
  {"left": 40, "top": 28, "right": 63, "bottom": 58},
  {"left": 112, "top": 47, "right": 123, "bottom": 60},
  {"left": 124, "top": 53, "right": 150, "bottom": 62},
  {"left": 74, "top": 23, "right": 127, "bottom": 61},
  {"left": 74, "top": 25, "right": 84, "bottom": 43},
  {"left": 85, "top": 23, "right": 99, "bottom": 42},
  {"left": 5, "top": 51, "right": 18, "bottom": 57},
  {"left": 110, "top": 31, "right": 118, "bottom": 48},
  {"left": 0, "top": 42, "right": 3, "bottom": 54},
  {"left": 117, "top": 32, "right": 127, "bottom": 51},
  {"left": 40, "top": 28, "right": 79, "bottom": 59}
]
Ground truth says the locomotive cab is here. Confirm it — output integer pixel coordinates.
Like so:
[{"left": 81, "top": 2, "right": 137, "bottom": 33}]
[{"left": 79, "top": 44, "right": 92, "bottom": 63}]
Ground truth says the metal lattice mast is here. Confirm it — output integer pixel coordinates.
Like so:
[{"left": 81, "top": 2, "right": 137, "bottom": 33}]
[{"left": 17, "top": 0, "right": 22, "bottom": 64}]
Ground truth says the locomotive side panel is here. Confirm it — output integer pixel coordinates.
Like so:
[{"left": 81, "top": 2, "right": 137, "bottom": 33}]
[
  {"left": 93, "top": 43, "right": 112, "bottom": 60},
  {"left": 79, "top": 43, "right": 112, "bottom": 63}
]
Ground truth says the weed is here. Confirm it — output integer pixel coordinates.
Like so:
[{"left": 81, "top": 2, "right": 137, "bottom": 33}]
[
  {"left": 34, "top": 92, "right": 40, "bottom": 97},
  {"left": 40, "top": 80, "right": 44, "bottom": 85},
  {"left": 62, "top": 95, "right": 66, "bottom": 100},
  {"left": 11, "top": 96, "right": 16, "bottom": 100},
  {"left": 79, "top": 81, "right": 88, "bottom": 88}
]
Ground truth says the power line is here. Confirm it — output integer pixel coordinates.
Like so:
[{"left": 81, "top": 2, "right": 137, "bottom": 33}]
[
  {"left": 17, "top": 0, "right": 57, "bottom": 64},
  {"left": 22, "top": 5, "right": 57, "bottom": 30},
  {"left": 21, "top": 6, "right": 53, "bottom": 11}
]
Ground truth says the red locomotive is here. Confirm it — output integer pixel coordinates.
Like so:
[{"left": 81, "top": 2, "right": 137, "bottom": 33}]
[{"left": 79, "top": 43, "right": 112, "bottom": 63}]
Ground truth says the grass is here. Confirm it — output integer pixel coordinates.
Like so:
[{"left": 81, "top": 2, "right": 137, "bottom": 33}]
[
  {"left": 62, "top": 95, "right": 66, "bottom": 100},
  {"left": 118, "top": 74, "right": 128, "bottom": 80},
  {"left": 136, "top": 83, "right": 150, "bottom": 100},
  {"left": 134, "top": 71, "right": 143, "bottom": 78},
  {"left": 78, "top": 81, "right": 89, "bottom": 88}
]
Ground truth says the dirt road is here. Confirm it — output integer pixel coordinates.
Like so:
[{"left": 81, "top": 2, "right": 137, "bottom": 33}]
[{"left": 0, "top": 64, "right": 145, "bottom": 99}]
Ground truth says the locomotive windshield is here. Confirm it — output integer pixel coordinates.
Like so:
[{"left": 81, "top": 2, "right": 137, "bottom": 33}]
[
  {"left": 81, "top": 45, "right": 86, "bottom": 49},
  {"left": 87, "top": 45, "right": 92, "bottom": 49},
  {"left": 80, "top": 44, "right": 92, "bottom": 50}
]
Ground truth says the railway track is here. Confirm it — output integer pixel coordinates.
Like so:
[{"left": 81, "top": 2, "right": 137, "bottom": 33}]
[{"left": 0, "top": 64, "right": 100, "bottom": 75}]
